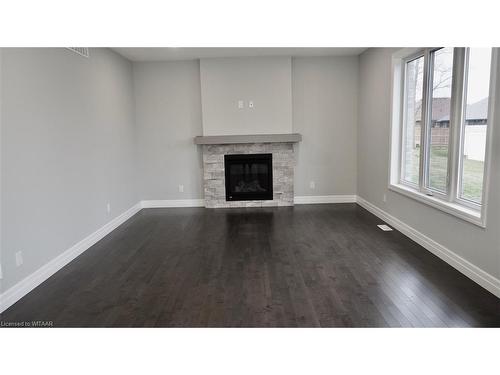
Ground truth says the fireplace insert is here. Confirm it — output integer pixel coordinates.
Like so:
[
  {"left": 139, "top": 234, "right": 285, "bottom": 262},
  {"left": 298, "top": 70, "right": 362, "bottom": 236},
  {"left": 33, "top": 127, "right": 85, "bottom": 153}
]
[{"left": 224, "top": 153, "right": 273, "bottom": 201}]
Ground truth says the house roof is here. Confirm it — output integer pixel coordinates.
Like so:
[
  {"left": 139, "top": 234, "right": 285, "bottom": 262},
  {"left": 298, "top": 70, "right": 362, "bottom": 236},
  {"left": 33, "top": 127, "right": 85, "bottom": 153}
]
[
  {"left": 416, "top": 97, "right": 488, "bottom": 122},
  {"left": 463, "top": 97, "right": 489, "bottom": 121},
  {"left": 415, "top": 97, "right": 451, "bottom": 122}
]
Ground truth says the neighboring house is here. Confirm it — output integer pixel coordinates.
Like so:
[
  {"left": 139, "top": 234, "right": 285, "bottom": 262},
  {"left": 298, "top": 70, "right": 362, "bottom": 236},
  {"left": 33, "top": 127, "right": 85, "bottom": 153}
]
[{"left": 413, "top": 97, "right": 488, "bottom": 161}]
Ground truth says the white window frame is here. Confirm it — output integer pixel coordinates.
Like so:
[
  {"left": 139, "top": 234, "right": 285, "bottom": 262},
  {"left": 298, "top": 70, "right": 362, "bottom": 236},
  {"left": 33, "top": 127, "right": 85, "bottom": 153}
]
[
  {"left": 399, "top": 51, "right": 425, "bottom": 189},
  {"left": 389, "top": 47, "right": 498, "bottom": 227}
]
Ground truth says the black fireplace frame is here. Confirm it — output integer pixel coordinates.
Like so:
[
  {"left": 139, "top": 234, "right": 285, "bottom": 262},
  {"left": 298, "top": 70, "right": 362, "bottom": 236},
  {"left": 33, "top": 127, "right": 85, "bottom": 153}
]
[{"left": 224, "top": 153, "right": 273, "bottom": 201}]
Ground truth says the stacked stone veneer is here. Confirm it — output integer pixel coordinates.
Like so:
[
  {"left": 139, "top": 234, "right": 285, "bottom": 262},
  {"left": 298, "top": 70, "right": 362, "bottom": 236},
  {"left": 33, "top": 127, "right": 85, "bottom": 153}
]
[{"left": 202, "top": 143, "right": 295, "bottom": 208}]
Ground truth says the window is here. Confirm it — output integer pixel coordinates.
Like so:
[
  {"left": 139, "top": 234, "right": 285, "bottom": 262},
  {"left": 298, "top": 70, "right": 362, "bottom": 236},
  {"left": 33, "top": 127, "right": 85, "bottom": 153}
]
[
  {"left": 427, "top": 48, "right": 454, "bottom": 193},
  {"left": 402, "top": 55, "right": 424, "bottom": 185},
  {"left": 459, "top": 48, "right": 492, "bottom": 204},
  {"left": 390, "top": 48, "right": 497, "bottom": 226}
]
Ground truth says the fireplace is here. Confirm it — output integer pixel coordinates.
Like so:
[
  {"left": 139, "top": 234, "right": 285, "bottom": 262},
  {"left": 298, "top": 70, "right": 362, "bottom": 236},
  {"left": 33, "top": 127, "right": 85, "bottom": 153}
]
[
  {"left": 198, "top": 141, "right": 296, "bottom": 208},
  {"left": 224, "top": 153, "right": 273, "bottom": 201}
]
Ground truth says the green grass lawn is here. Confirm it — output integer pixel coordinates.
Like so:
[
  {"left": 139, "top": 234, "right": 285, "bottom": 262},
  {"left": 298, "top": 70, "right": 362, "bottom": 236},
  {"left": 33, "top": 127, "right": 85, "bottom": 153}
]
[
  {"left": 461, "top": 156, "right": 484, "bottom": 202},
  {"left": 406, "top": 147, "right": 484, "bottom": 202}
]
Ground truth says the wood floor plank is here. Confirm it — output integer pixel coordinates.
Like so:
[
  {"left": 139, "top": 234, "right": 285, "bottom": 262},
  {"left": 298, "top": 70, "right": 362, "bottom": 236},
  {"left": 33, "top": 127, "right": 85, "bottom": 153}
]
[{"left": 1, "top": 204, "right": 499, "bottom": 327}]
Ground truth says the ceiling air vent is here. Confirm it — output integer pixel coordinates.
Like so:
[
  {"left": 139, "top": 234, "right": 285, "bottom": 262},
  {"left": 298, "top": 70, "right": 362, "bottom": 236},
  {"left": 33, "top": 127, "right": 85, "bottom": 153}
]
[{"left": 67, "top": 47, "right": 90, "bottom": 58}]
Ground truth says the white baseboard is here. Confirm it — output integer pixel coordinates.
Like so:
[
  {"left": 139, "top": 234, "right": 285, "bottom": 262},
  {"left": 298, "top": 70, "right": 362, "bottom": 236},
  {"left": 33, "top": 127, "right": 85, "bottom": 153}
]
[
  {"left": 356, "top": 196, "right": 500, "bottom": 298},
  {"left": 294, "top": 195, "right": 357, "bottom": 204},
  {"left": 0, "top": 203, "right": 142, "bottom": 313},
  {"left": 3, "top": 195, "right": 496, "bottom": 313},
  {"left": 141, "top": 199, "right": 205, "bottom": 208}
]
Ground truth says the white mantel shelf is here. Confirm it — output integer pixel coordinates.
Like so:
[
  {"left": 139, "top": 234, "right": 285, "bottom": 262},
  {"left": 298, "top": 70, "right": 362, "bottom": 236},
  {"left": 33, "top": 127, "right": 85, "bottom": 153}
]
[{"left": 194, "top": 133, "right": 302, "bottom": 145}]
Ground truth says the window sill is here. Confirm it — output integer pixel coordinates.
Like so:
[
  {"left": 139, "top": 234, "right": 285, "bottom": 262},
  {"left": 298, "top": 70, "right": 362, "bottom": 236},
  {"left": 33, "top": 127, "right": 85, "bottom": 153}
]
[{"left": 388, "top": 183, "right": 485, "bottom": 228}]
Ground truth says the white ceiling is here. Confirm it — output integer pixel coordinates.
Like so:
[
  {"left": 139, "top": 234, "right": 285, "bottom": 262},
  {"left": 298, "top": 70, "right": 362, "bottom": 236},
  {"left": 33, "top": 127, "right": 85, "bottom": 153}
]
[{"left": 113, "top": 47, "right": 367, "bottom": 62}]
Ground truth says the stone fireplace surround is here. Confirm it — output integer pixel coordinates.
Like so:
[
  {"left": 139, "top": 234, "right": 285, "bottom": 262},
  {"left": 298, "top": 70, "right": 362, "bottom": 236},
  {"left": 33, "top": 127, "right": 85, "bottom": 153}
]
[{"left": 195, "top": 134, "right": 301, "bottom": 208}]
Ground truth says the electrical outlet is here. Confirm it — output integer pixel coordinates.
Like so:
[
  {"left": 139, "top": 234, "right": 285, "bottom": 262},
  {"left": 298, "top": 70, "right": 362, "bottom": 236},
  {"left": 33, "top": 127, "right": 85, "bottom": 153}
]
[
  {"left": 179, "top": 184, "right": 184, "bottom": 193},
  {"left": 0, "top": 263, "right": 3, "bottom": 279},
  {"left": 383, "top": 194, "right": 387, "bottom": 202},
  {"left": 15, "top": 251, "right": 23, "bottom": 267},
  {"left": 249, "top": 100, "right": 254, "bottom": 108},
  {"left": 238, "top": 100, "right": 244, "bottom": 109},
  {"left": 106, "top": 203, "right": 111, "bottom": 214},
  {"left": 309, "top": 181, "right": 316, "bottom": 190}
]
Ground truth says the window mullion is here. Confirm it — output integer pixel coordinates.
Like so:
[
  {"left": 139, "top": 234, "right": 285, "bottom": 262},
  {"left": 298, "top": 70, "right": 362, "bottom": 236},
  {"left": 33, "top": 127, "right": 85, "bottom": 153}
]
[
  {"left": 399, "top": 59, "right": 409, "bottom": 185},
  {"left": 448, "top": 48, "right": 466, "bottom": 203},
  {"left": 458, "top": 49, "right": 471, "bottom": 203},
  {"left": 419, "top": 49, "right": 432, "bottom": 193}
]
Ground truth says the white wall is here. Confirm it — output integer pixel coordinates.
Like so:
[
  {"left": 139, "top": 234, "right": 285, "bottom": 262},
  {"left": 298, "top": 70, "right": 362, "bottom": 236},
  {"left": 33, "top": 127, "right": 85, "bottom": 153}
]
[
  {"left": 0, "top": 48, "right": 138, "bottom": 292},
  {"left": 357, "top": 48, "right": 500, "bottom": 280},
  {"left": 133, "top": 56, "right": 359, "bottom": 200},
  {"left": 133, "top": 60, "right": 203, "bottom": 200},
  {"left": 293, "top": 56, "right": 358, "bottom": 196},
  {"left": 200, "top": 57, "right": 292, "bottom": 136}
]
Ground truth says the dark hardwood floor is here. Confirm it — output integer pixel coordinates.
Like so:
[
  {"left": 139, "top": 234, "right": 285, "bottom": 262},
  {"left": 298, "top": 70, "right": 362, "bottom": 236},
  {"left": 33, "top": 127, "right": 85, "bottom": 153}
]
[{"left": 1, "top": 204, "right": 499, "bottom": 327}]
